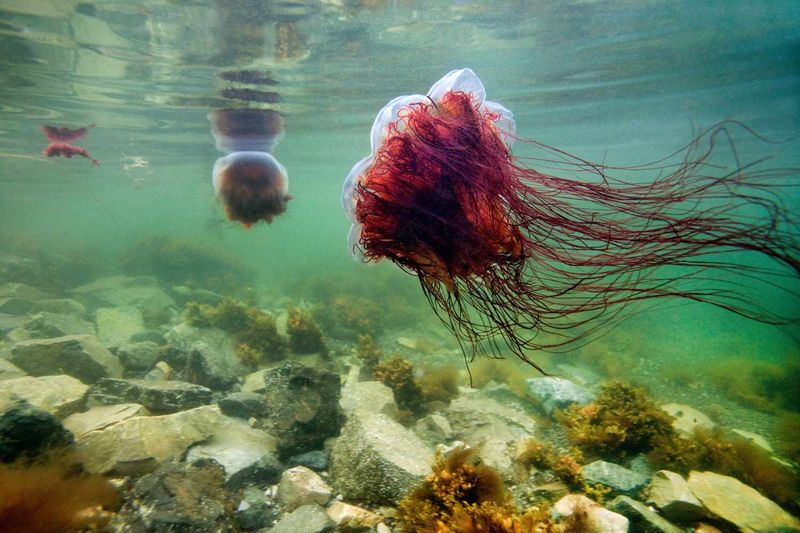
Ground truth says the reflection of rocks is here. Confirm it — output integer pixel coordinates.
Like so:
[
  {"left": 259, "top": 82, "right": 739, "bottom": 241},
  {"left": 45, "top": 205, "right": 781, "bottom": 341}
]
[
  {"left": 260, "top": 362, "right": 342, "bottom": 458},
  {"left": 527, "top": 376, "right": 594, "bottom": 415},
  {"left": 88, "top": 378, "right": 212, "bottom": 414},
  {"left": 76, "top": 404, "right": 224, "bottom": 474},
  {"left": 9, "top": 334, "right": 123, "bottom": 384},
  {"left": 0, "top": 374, "right": 88, "bottom": 418},
  {"left": 330, "top": 412, "right": 432, "bottom": 505},
  {"left": 582, "top": 460, "right": 649, "bottom": 497},
  {"left": 687, "top": 470, "right": 800, "bottom": 532},
  {"left": 113, "top": 459, "right": 238, "bottom": 532},
  {"left": 0, "top": 399, "right": 74, "bottom": 462},
  {"left": 186, "top": 416, "right": 280, "bottom": 489},
  {"left": 62, "top": 403, "right": 148, "bottom": 438}
]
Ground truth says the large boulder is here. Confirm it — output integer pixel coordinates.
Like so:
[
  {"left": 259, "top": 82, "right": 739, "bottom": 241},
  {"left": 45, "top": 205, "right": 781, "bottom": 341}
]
[
  {"left": 687, "top": 470, "right": 800, "bottom": 533},
  {"left": 88, "top": 378, "right": 212, "bottom": 414},
  {"left": 9, "top": 335, "right": 123, "bottom": 384},
  {"left": 75, "top": 404, "right": 224, "bottom": 474},
  {"left": 260, "top": 362, "right": 342, "bottom": 458},
  {"left": 0, "top": 399, "right": 74, "bottom": 462},
  {"left": 330, "top": 412, "right": 433, "bottom": 505},
  {"left": 69, "top": 276, "right": 175, "bottom": 313},
  {"left": 0, "top": 374, "right": 88, "bottom": 418},
  {"left": 165, "top": 323, "right": 248, "bottom": 391},
  {"left": 95, "top": 307, "right": 146, "bottom": 348},
  {"left": 62, "top": 403, "right": 149, "bottom": 438}
]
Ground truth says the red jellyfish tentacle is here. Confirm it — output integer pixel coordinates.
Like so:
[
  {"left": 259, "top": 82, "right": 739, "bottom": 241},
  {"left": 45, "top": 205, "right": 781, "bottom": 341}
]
[{"left": 354, "top": 88, "right": 800, "bottom": 370}]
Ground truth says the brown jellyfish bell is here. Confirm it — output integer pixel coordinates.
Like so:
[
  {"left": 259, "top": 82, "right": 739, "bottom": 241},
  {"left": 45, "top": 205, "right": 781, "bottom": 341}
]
[{"left": 208, "top": 109, "right": 290, "bottom": 228}]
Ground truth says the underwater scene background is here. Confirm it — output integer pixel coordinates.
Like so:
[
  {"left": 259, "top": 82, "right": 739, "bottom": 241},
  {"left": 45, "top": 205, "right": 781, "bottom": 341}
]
[{"left": 0, "top": 0, "right": 799, "bottom": 531}]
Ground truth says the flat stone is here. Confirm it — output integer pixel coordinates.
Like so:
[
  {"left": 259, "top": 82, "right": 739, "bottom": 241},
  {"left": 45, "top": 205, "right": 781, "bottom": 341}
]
[
  {"left": 23, "top": 312, "right": 96, "bottom": 338},
  {"left": 62, "top": 403, "right": 149, "bottom": 438},
  {"left": 415, "top": 413, "right": 454, "bottom": 445},
  {"left": 0, "top": 298, "right": 34, "bottom": 314},
  {"left": 75, "top": 404, "right": 224, "bottom": 474},
  {"left": 340, "top": 366, "right": 398, "bottom": 419},
  {"left": 241, "top": 368, "right": 269, "bottom": 393},
  {"left": 330, "top": 412, "right": 433, "bottom": 505},
  {"left": 645, "top": 470, "right": 705, "bottom": 523},
  {"left": 95, "top": 307, "right": 146, "bottom": 348},
  {"left": 32, "top": 298, "right": 87, "bottom": 317},
  {"left": 69, "top": 275, "right": 175, "bottom": 312},
  {"left": 660, "top": 403, "right": 715, "bottom": 436},
  {"left": 219, "top": 391, "right": 267, "bottom": 419},
  {"left": 165, "top": 324, "right": 247, "bottom": 391},
  {"left": 583, "top": 460, "right": 649, "bottom": 497},
  {"left": 0, "top": 375, "right": 88, "bottom": 418},
  {"left": 527, "top": 376, "right": 594, "bottom": 415},
  {"left": 269, "top": 504, "right": 335, "bottom": 533},
  {"left": 326, "top": 501, "right": 382, "bottom": 529},
  {"left": 553, "top": 494, "right": 629, "bottom": 533},
  {"left": 688, "top": 470, "right": 800, "bottom": 533},
  {"left": 276, "top": 465, "right": 333, "bottom": 511},
  {"left": 88, "top": 378, "right": 212, "bottom": 414},
  {"left": 171, "top": 285, "right": 224, "bottom": 306},
  {"left": 0, "top": 359, "right": 26, "bottom": 380},
  {"left": 9, "top": 334, "right": 123, "bottom": 384},
  {"left": 609, "top": 495, "right": 684, "bottom": 533},
  {"left": 0, "top": 282, "right": 49, "bottom": 301},
  {"left": 732, "top": 429, "right": 774, "bottom": 453},
  {"left": 186, "top": 416, "right": 280, "bottom": 489},
  {"left": 0, "top": 313, "right": 27, "bottom": 335}
]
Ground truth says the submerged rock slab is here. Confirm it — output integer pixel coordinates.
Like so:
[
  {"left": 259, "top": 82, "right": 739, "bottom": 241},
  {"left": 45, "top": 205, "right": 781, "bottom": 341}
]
[
  {"left": 95, "top": 306, "right": 146, "bottom": 347},
  {"left": 688, "top": 470, "right": 800, "bottom": 533},
  {"left": 269, "top": 504, "right": 335, "bottom": 533},
  {"left": 609, "top": 495, "right": 684, "bottom": 533},
  {"left": 23, "top": 311, "right": 96, "bottom": 338},
  {"left": 660, "top": 403, "right": 715, "bottom": 436},
  {"left": 9, "top": 334, "right": 123, "bottom": 384},
  {"left": 76, "top": 404, "right": 224, "bottom": 474},
  {"left": 62, "top": 403, "right": 149, "bottom": 438},
  {"left": 583, "top": 460, "right": 649, "bottom": 497},
  {"left": 0, "top": 374, "right": 88, "bottom": 418},
  {"left": 0, "top": 359, "right": 26, "bottom": 381},
  {"left": 330, "top": 412, "right": 432, "bottom": 505},
  {"left": 645, "top": 470, "right": 705, "bottom": 523},
  {"left": 69, "top": 275, "right": 175, "bottom": 312},
  {"left": 0, "top": 282, "right": 49, "bottom": 301},
  {"left": 165, "top": 323, "right": 248, "bottom": 391},
  {"left": 88, "top": 378, "right": 212, "bottom": 414},
  {"left": 527, "top": 376, "right": 594, "bottom": 415}
]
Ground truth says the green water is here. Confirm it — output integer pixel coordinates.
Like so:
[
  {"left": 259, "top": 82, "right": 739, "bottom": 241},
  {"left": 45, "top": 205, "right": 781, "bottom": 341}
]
[{"left": 0, "top": 1, "right": 798, "bottom": 381}]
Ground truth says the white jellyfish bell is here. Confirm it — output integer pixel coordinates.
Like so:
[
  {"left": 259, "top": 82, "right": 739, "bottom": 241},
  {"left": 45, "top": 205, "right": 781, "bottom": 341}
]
[
  {"left": 208, "top": 109, "right": 291, "bottom": 228},
  {"left": 341, "top": 68, "right": 516, "bottom": 259}
]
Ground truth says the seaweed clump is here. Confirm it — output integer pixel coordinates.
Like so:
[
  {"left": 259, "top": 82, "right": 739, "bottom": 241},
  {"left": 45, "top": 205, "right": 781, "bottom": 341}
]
[
  {"left": 287, "top": 306, "right": 327, "bottom": 355},
  {"left": 515, "top": 439, "right": 586, "bottom": 491},
  {"left": 0, "top": 453, "right": 119, "bottom": 533},
  {"left": 374, "top": 356, "right": 428, "bottom": 416},
  {"left": 186, "top": 297, "right": 286, "bottom": 366},
  {"left": 397, "top": 445, "right": 556, "bottom": 532},
  {"left": 355, "top": 334, "right": 382, "bottom": 375},
  {"left": 556, "top": 381, "right": 675, "bottom": 460}
]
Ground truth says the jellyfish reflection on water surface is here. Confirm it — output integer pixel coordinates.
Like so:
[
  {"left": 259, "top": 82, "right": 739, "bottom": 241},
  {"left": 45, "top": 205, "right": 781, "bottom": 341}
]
[{"left": 342, "top": 68, "right": 800, "bottom": 372}]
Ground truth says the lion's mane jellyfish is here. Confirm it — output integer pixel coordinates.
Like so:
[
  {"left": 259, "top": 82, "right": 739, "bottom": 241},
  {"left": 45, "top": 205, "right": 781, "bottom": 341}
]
[
  {"left": 342, "top": 68, "right": 800, "bottom": 372},
  {"left": 40, "top": 123, "right": 99, "bottom": 165},
  {"left": 208, "top": 109, "right": 290, "bottom": 228}
]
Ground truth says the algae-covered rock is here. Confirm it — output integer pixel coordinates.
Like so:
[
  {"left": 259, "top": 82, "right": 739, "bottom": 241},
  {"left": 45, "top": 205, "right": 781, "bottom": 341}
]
[
  {"left": 9, "top": 334, "right": 123, "bottom": 384},
  {"left": 0, "top": 374, "right": 88, "bottom": 418},
  {"left": 88, "top": 378, "right": 212, "bottom": 414},
  {"left": 330, "top": 412, "right": 432, "bottom": 505},
  {"left": 0, "top": 399, "right": 74, "bottom": 462},
  {"left": 75, "top": 404, "right": 224, "bottom": 474}
]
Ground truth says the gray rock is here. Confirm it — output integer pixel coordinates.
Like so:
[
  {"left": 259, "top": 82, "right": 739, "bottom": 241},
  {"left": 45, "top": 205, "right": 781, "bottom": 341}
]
[
  {"left": 0, "top": 359, "right": 26, "bottom": 380},
  {"left": 287, "top": 450, "right": 329, "bottom": 471},
  {"left": 443, "top": 395, "right": 536, "bottom": 479},
  {"left": 261, "top": 362, "right": 342, "bottom": 458},
  {"left": 32, "top": 298, "right": 87, "bottom": 318},
  {"left": 269, "top": 504, "right": 335, "bottom": 533},
  {"left": 688, "top": 470, "right": 800, "bottom": 533},
  {"left": 0, "top": 298, "right": 34, "bottom": 314},
  {"left": 0, "top": 282, "right": 49, "bottom": 301},
  {"left": 0, "top": 399, "right": 74, "bottom": 462},
  {"left": 276, "top": 465, "right": 333, "bottom": 511},
  {"left": 23, "top": 312, "right": 95, "bottom": 338},
  {"left": 76, "top": 404, "right": 224, "bottom": 474},
  {"left": 172, "top": 285, "right": 225, "bottom": 306},
  {"left": 9, "top": 334, "right": 123, "bottom": 384},
  {"left": 340, "top": 366, "right": 398, "bottom": 419},
  {"left": 609, "top": 495, "right": 684, "bottom": 533},
  {"left": 88, "top": 378, "right": 212, "bottom": 414},
  {"left": 113, "top": 459, "right": 237, "bottom": 531},
  {"left": 62, "top": 403, "right": 149, "bottom": 438},
  {"left": 95, "top": 306, "right": 146, "bottom": 348},
  {"left": 69, "top": 275, "right": 175, "bottom": 313},
  {"left": 0, "top": 313, "right": 27, "bottom": 335},
  {"left": 553, "top": 494, "right": 629, "bottom": 532},
  {"left": 165, "top": 323, "right": 248, "bottom": 391},
  {"left": 0, "top": 256, "right": 43, "bottom": 286},
  {"left": 186, "top": 416, "right": 280, "bottom": 489},
  {"left": 415, "top": 413, "right": 454, "bottom": 445},
  {"left": 235, "top": 486, "right": 280, "bottom": 530},
  {"left": 117, "top": 341, "right": 161, "bottom": 371},
  {"left": 660, "top": 403, "right": 715, "bottom": 437},
  {"left": 583, "top": 460, "right": 649, "bottom": 497},
  {"left": 0, "top": 374, "right": 88, "bottom": 418},
  {"left": 219, "top": 391, "right": 267, "bottom": 419},
  {"left": 527, "top": 376, "right": 594, "bottom": 415},
  {"left": 330, "top": 412, "right": 433, "bottom": 505},
  {"left": 645, "top": 470, "right": 706, "bottom": 523},
  {"left": 555, "top": 363, "right": 602, "bottom": 386},
  {"left": 242, "top": 368, "right": 269, "bottom": 393}
]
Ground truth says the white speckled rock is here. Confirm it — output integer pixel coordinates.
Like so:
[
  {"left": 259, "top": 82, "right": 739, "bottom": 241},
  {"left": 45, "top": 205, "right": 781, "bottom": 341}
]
[
  {"left": 330, "top": 412, "right": 433, "bottom": 505},
  {"left": 0, "top": 374, "right": 88, "bottom": 418},
  {"left": 688, "top": 471, "right": 800, "bottom": 533}
]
